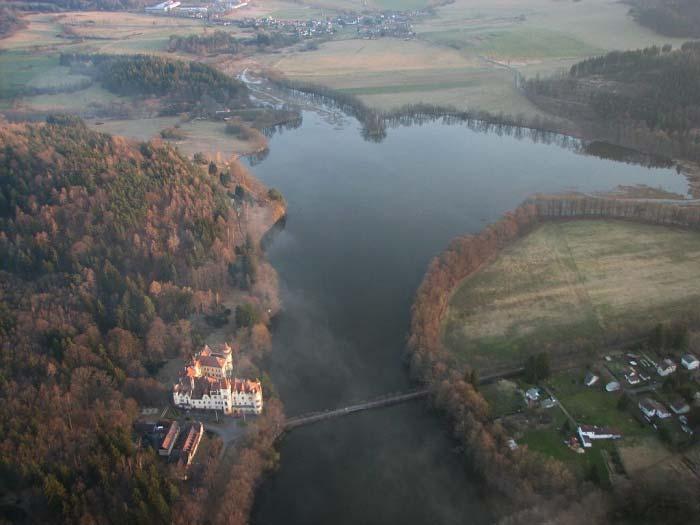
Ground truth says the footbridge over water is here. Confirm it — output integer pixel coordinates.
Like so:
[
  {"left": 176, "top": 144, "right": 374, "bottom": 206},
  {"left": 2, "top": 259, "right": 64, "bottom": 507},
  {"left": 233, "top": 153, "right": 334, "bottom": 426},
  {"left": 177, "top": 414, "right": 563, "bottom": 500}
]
[{"left": 283, "top": 367, "right": 524, "bottom": 431}]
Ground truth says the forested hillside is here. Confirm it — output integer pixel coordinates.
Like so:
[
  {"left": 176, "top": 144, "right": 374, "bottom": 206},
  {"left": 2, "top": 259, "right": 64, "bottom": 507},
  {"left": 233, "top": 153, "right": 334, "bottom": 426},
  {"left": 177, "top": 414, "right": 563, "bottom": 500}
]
[
  {"left": 525, "top": 42, "right": 700, "bottom": 161},
  {"left": 60, "top": 54, "right": 249, "bottom": 116},
  {"left": 627, "top": 0, "right": 700, "bottom": 38},
  {"left": 6, "top": 0, "right": 148, "bottom": 11},
  {"left": 0, "top": 116, "right": 276, "bottom": 524}
]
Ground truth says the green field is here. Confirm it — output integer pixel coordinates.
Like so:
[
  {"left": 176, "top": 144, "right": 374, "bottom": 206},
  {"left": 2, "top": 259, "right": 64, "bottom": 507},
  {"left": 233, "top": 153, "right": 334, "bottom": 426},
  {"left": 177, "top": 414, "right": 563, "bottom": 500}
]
[
  {"left": 519, "top": 408, "right": 612, "bottom": 485},
  {"left": 0, "top": 51, "right": 59, "bottom": 98},
  {"left": 421, "top": 27, "right": 601, "bottom": 59},
  {"left": 262, "top": 0, "right": 686, "bottom": 114},
  {"left": 444, "top": 220, "right": 700, "bottom": 369},
  {"left": 547, "top": 370, "right": 651, "bottom": 441}
]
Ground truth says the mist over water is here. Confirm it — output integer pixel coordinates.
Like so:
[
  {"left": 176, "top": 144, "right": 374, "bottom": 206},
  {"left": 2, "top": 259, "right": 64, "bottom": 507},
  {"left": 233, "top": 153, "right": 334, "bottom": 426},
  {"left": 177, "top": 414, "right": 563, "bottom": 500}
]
[{"left": 247, "top": 111, "right": 686, "bottom": 524}]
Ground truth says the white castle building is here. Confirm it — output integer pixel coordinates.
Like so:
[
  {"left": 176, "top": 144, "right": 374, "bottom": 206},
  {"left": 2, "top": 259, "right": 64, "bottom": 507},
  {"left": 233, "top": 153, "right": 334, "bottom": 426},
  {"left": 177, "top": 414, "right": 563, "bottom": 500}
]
[
  {"left": 172, "top": 343, "right": 263, "bottom": 415},
  {"left": 173, "top": 376, "right": 263, "bottom": 415}
]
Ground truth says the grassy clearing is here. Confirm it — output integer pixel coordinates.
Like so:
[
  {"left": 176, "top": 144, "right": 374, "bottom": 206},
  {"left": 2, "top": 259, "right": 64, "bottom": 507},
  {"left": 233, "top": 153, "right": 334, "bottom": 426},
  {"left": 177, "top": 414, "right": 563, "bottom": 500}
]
[
  {"left": 17, "top": 84, "right": 123, "bottom": 112},
  {"left": 0, "top": 51, "right": 58, "bottom": 98},
  {"left": 520, "top": 416, "right": 612, "bottom": 485},
  {"left": 86, "top": 118, "right": 264, "bottom": 159},
  {"left": 547, "top": 370, "right": 652, "bottom": 441},
  {"left": 444, "top": 220, "right": 700, "bottom": 369},
  {"left": 339, "top": 78, "right": 482, "bottom": 95},
  {"left": 421, "top": 27, "right": 601, "bottom": 59},
  {"left": 482, "top": 379, "right": 521, "bottom": 417}
]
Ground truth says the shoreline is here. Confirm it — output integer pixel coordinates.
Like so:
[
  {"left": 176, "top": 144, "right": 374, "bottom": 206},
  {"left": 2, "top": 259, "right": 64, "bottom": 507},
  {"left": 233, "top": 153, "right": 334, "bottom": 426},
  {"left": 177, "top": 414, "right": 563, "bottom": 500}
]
[{"left": 408, "top": 195, "right": 700, "bottom": 523}]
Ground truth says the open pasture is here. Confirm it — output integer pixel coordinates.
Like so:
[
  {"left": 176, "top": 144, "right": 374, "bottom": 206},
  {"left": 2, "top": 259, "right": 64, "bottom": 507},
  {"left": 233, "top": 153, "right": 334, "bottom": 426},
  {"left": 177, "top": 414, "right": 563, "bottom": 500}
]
[
  {"left": 443, "top": 220, "right": 700, "bottom": 368},
  {"left": 86, "top": 117, "right": 264, "bottom": 159},
  {"left": 259, "top": 37, "right": 547, "bottom": 114},
  {"left": 265, "top": 0, "right": 688, "bottom": 113}
]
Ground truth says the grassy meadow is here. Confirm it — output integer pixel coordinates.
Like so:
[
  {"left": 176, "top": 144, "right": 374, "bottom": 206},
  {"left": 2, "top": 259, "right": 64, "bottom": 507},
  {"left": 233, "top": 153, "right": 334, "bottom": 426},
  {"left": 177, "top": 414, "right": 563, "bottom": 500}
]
[
  {"left": 0, "top": 0, "right": 692, "bottom": 139},
  {"left": 261, "top": 0, "right": 687, "bottom": 114},
  {"left": 443, "top": 220, "right": 700, "bottom": 369}
]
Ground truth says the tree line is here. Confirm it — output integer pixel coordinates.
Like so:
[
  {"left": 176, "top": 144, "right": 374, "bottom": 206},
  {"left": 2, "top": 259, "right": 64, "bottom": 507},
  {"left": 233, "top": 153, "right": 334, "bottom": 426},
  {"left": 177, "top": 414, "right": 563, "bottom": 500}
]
[
  {"left": 627, "top": 0, "right": 700, "bottom": 38},
  {"left": 269, "top": 74, "right": 571, "bottom": 145},
  {"left": 168, "top": 30, "right": 301, "bottom": 56},
  {"left": 525, "top": 42, "right": 700, "bottom": 161},
  {"left": 7, "top": 0, "right": 148, "bottom": 11}
]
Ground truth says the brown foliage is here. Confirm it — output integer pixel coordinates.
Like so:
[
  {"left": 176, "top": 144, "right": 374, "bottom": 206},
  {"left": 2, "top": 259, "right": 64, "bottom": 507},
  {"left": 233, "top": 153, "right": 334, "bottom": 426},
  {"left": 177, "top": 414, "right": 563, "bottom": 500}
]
[{"left": 210, "top": 398, "right": 285, "bottom": 525}]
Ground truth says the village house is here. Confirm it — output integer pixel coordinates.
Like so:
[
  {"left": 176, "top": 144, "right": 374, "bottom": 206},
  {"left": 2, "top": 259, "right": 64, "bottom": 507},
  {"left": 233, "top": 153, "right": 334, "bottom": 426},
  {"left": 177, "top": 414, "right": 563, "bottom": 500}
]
[
  {"left": 681, "top": 353, "right": 699, "bottom": 370},
  {"left": 639, "top": 398, "right": 672, "bottom": 420},
  {"left": 145, "top": 0, "right": 180, "bottom": 12},
  {"left": 584, "top": 372, "right": 599, "bottom": 387},
  {"left": 656, "top": 358, "right": 677, "bottom": 377},
  {"left": 670, "top": 398, "right": 690, "bottom": 415},
  {"left": 524, "top": 387, "right": 541, "bottom": 407},
  {"left": 577, "top": 425, "right": 623, "bottom": 448},
  {"left": 624, "top": 367, "right": 641, "bottom": 385}
]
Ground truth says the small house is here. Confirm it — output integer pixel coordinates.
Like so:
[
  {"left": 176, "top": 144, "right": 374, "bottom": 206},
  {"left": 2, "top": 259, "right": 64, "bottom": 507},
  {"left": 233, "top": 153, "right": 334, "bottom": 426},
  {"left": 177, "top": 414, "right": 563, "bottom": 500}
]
[
  {"left": 605, "top": 381, "right": 620, "bottom": 392},
  {"left": 541, "top": 397, "right": 556, "bottom": 409},
  {"left": 524, "top": 388, "right": 541, "bottom": 406},
  {"left": 656, "top": 358, "right": 677, "bottom": 377},
  {"left": 639, "top": 398, "right": 671, "bottom": 419},
  {"left": 577, "top": 425, "right": 622, "bottom": 449},
  {"left": 670, "top": 398, "right": 690, "bottom": 415},
  {"left": 624, "top": 367, "right": 641, "bottom": 385},
  {"left": 584, "top": 372, "right": 599, "bottom": 387},
  {"left": 681, "top": 354, "right": 699, "bottom": 371}
]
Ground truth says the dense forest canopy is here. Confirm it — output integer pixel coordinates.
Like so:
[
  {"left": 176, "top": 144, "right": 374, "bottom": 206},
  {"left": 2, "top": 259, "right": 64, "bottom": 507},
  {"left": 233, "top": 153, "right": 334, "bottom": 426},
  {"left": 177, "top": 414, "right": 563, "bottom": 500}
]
[
  {"left": 525, "top": 42, "right": 700, "bottom": 161},
  {"left": 0, "top": 116, "right": 256, "bottom": 523},
  {"left": 568, "top": 43, "right": 700, "bottom": 133},
  {"left": 627, "top": 0, "right": 700, "bottom": 38},
  {"left": 3, "top": 0, "right": 148, "bottom": 11}
]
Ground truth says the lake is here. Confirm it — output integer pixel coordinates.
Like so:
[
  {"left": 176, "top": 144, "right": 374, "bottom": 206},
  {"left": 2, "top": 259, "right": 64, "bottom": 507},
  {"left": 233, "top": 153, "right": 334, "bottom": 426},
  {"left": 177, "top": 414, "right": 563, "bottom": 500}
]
[{"left": 246, "top": 109, "right": 687, "bottom": 525}]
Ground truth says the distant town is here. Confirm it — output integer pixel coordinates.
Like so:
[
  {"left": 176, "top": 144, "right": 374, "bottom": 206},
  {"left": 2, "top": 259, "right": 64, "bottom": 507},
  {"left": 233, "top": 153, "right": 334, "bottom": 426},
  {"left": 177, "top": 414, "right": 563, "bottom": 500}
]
[{"left": 144, "top": 0, "right": 422, "bottom": 40}]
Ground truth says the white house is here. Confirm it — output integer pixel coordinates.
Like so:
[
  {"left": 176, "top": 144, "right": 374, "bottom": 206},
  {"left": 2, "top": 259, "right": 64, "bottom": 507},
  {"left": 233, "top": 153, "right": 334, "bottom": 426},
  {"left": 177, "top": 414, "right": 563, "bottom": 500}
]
[
  {"left": 670, "top": 399, "right": 690, "bottom": 415},
  {"left": 577, "top": 425, "right": 622, "bottom": 447},
  {"left": 656, "top": 358, "right": 677, "bottom": 377},
  {"left": 584, "top": 372, "right": 599, "bottom": 387},
  {"left": 525, "top": 388, "right": 540, "bottom": 402},
  {"left": 639, "top": 398, "right": 672, "bottom": 420},
  {"left": 146, "top": 0, "right": 180, "bottom": 11},
  {"left": 681, "top": 354, "right": 699, "bottom": 371},
  {"left": 624, "top": 367, "right": 641, "bottom": 385}
]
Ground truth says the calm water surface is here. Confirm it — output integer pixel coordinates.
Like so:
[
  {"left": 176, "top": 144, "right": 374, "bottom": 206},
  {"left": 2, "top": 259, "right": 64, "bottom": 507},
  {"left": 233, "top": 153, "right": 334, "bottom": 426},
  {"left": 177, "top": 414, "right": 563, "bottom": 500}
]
[{"left": 247, "top": 111, "right": 686, "bottom": 525}]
